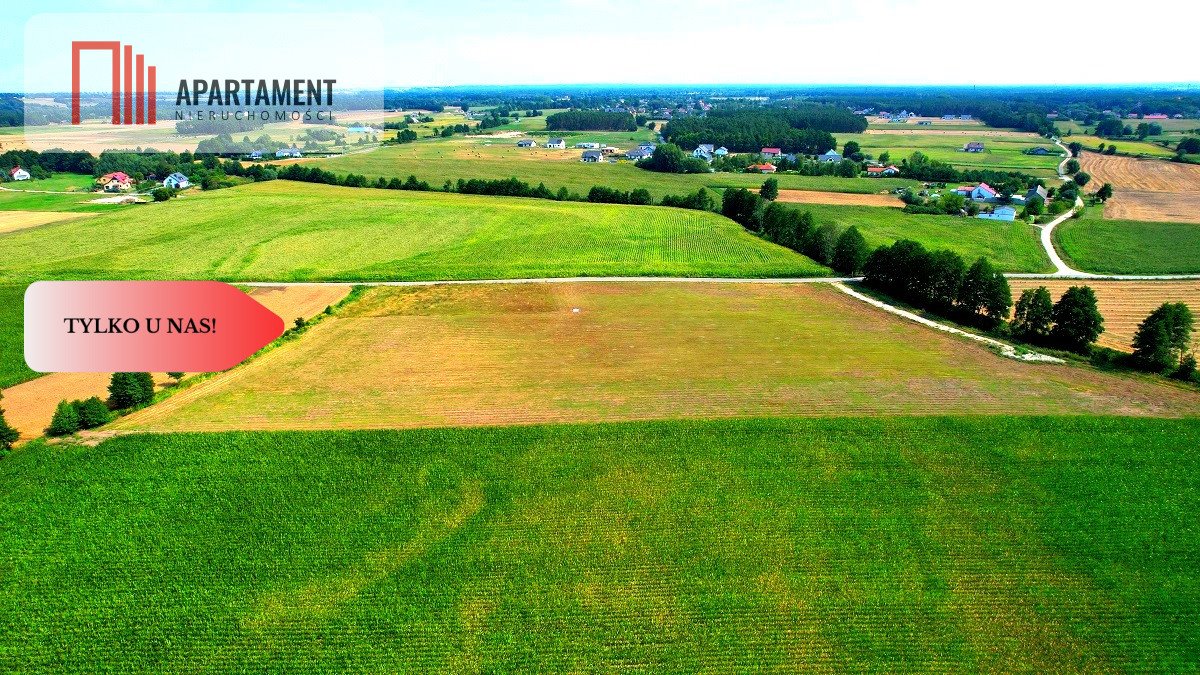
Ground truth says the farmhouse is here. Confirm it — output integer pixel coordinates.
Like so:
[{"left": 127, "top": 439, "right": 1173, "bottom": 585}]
[
  {"left": 516, "top": 139, "right": 536, "bottom": 148},
  {"left": 866, "top": 165, "right": 900, "bottom": 177},
  {"left": 1144, "top": 113, "right": 1168, "bottom": 120},
  {"left": 162, "top": 172, "right": 190, "bottom": 189},
  {"left": 714, "top": 146, "right": 728, "bottom": 156},
  {"left": 761, "top": 147, "right": 782, "bottom": 159},
  {"left": 964, "top": 142, "right": 985, "bottom": 153},
  {"left": 576, "top": 142, "right": 601, "bottom": 149},
  {"left": 625, "top": 147, "right": 653, "bottom": 161},
  {"left": 581, "top": 150, "right": 605, "bottom": 163},
  {"left": 818, "top": 149, "right": 842, "bottom": 163},
  {"left": 1025, "top": 185, "right": 1048, "bottom": 202},
  {"left": 955, "top": 183, "right": 998, "bottom": 202},
  {"left": 248, "top": 150, "right": 263, "bottom": 160},
  {"left": 748, "top": 163, "right": 777, "bottom": 174},
  {"left": 276, "top": 146, "right": 302, "bottom": 158},
  {"left": 9, "top": 166, "right": 30, "bottom": 181},
  {"left": 545, "top": 138, "right": 566, "bottom": 149},
  {"left": 693, "top": 144, "right": 715, "bottom": 162},
  {"left": 977, "top": 205, "right": 1017, "bottom": 221},
  {"left": 97, "top": 172, "right": 133, "bottom": 192}
]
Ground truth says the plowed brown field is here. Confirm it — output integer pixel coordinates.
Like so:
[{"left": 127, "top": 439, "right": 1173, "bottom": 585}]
[{"left": 1078, "top": 152, "right": 1200, "bottom": 223}]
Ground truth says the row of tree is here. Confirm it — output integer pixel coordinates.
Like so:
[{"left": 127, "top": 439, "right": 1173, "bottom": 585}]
[
  {"left": 45, "top": 372, "right": 161, "bottom": 438},
  {"left": 863, "top": 240, "right": 1012, "bottom": 329}
]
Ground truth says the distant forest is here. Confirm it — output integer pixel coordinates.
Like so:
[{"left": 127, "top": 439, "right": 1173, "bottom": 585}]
[
  {"left": 663, "top": 106, "right": 864, "bottom": 154},
  {"left": 545, "top": 110, "right": 638, "bottom": 131}
]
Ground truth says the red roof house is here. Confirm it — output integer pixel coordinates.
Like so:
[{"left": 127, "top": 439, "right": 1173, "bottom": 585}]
[{"left": 748, "top": 163, "right": 777, "bottom": 173}]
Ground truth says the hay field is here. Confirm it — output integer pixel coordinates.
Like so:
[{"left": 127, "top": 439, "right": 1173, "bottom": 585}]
[
  {"left": 1009, "top": 279, "right": 1200, "bottom": 351},
  {"left": 0, "top": 210, "right": 94, "bottom": 234},
  {"left": 837, "top": 129, "right": 1060, "bottom": 175},
  {"left": 1076, "top": 152, "right": 1200, "bottom": 223},
  {"left": 772, "top": 189, "right": 902, "bottom": 207},
  {"left": 246, "top": 285, "right": 354, "bottom": 324},
  {"left": 113, "top": 282, "right": 1200, "bottom": 433}
]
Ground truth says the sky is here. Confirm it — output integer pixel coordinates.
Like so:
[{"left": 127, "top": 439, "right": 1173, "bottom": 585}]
[{"left": 4, "top": 0, "right": 1200, "bottom": 92}]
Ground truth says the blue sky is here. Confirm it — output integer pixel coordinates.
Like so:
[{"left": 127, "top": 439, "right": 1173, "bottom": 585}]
[{"left": 5, "top": 0, "right": 1198, "bottom": 92}]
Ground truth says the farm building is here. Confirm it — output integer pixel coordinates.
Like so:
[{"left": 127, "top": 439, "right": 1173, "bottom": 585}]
[
  {"left": 977, "top": 205, "right": 1017, "bottom": 221},
  {"left": 576, "top": 142, "right": 601, "bottom": 149},
  {"left": 866, "top": 165, "right": 900, "bottom": 177},
  {"left": 1144, "top": 113, "right": 1168, "bottom": 120},
  {"left": 545, "top": 138, "right": 566, "bottom": 149},
  {"left": 248, "top": 150, "right": 263, "bottom": 160},
  {"left": 761, "top": 147, "right": 782, "bottom": 158},
  {"left": 97, "top": 172, "right": 133, "bottom": 192},
  {"left": 693, "top": 144, "right": 715, "bottom": 162},
  {"left": 955, "top": 183, "right": 998, "bottom": 202},
  {"left": 1025, "top": 185, "right": 1048, "bottom": 202},
  {"left": 516, "top": 139, "right": 536, "bottom": 148},
  {"left": 162, "top": 172, "right": 190, "bottom": 189},
  {"left": 964, "top": 142, "right": 985, "bottom": 153},
  {"left": 9, "top": 166, "right": 30, "bottom": 181},
  {"left": 714, "top": 146, "right": 728, "bottom": 156},
  {"left": 818, "top": 149, "right": 842, "bottom": 163},
  {"left": 625, "top": 147, "right": 653, "bottom": 161},
  {"left": 581, "top": 150, "right": 605, "bottom": 163},
  {"left": 917, "top": 120, "right": 932, "bottom": 125},
  {"left": 748, "top": 163, "right": 777, "bottom": 174},
  {"left": 276, "top": 146, "right": 302, "bottom": 158}
]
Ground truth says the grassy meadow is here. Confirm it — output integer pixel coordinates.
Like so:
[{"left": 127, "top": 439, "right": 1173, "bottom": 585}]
[
  {"left": 3, "top": 417, "right": 1200, "bottom": 672},
  {"left": 803, "top": 203, "right": 1052, "bottom": 272},
  {"left": 1056, "top": 210, "right": 1200, "bottom": 275},
  {"left": 836, "top": 130, "right": 1062, "bottom": 176},
  {"left": 0, "top": 181, "right": 826, "bottom": 283},
  {"left": 0, "top": 284, "right": 37, "bottom": 389},
  {"left": 304, "top": 136, "right": 917, "bottom": 199}
]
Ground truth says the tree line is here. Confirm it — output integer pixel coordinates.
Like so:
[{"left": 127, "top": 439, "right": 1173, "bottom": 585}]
[
  {"left": 545, "top": 111, "right": 637, "bottom": 132},
  {"left": 664, "top": 109, "right": 842, "bottom": 154}
]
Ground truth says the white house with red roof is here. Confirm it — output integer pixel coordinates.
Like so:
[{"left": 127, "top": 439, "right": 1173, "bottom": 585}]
[
  {"left": 9, "top": 166, "right": 30, "bottom": 181},
  {"left": 760, "top": 147, "right": 782, "bottom": 159},
  {"left": 748, "top": 163, "right": 777, "bottom": 174},
  {"left": 954, "top": 182, "right": 998, "bottom": 202},
  {"left": 97, "top": 171, "right": 133, "bottom": 192},
  {"left": 866, "top": 165, "right": 899, "bottom": 177}
]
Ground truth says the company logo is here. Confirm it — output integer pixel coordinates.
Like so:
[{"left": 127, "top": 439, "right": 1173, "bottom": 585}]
[{"left": 71, "top": 41, "right": 156, "bottom": 125}]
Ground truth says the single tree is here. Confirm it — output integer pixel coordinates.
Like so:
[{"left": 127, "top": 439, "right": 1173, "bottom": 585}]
[
  {"left": 760, "top": 178, "right": 779, "bottom": 201},
  {"left": 1178, "top": 137, "right": 1200, "bottom": 154},
  {"left": 1131, "top": 303, "right": 1194, "bottom": 372},
  {"left": 167, "top": 372, "right": 185, "bottom": 383},
  {"left": 1064, "top": 158, "right": 1081, "bottom": 175},
  {"left": 1067, "top": 141, "right": 1083, "bottom": 157},
  {"left": 74, "top": 397, "right": 112, "bottom": 429},
  {"left": 1050, "top": 286, "right": 1105, "bottom": 353},
  {"left": 1073, "top": 171, "right": 1091, "bottom": 187},
  {"left": 831, "top": 226, "right": 869, "bottom": 276},
  {"left": 108, "top": 372, "right": 155, "bottom": 409},
  {"left": 1095, "top": 183, "right": 1114, "bottom": 202},
  {"left": 878, "top": 151, "right": 890, "bottom": 164},
  {"left": 1024, "top": 195, "right": 1045, "bottom": 216},
  {"left": 46, "top": 400, "right": 81, "bottom": 437},
  {"left": 1012, "top": 287, "right": 1054, "bottom": 342}
]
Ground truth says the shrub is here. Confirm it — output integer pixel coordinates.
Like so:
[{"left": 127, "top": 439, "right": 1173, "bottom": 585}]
[
  {"left": 151, "top": 187, "right": 172, "bottom": 202},
  {"left": 0, "top": 396, "right": 18, "bottom": 454},
  {"left": 108, "top": 372, "right": 155, "bottom": 409},
  {"left": 46, "top": 400, "right": 81, "bottom": 437},
  {"left": 760, "top": 178, "right": 779, "bottom": 201},
  {"left": 74, "top": 397, "right": 112, "bottom": 429},
  {"left": 1174, "top": 354, "right": 1197, "bottom": 382}
]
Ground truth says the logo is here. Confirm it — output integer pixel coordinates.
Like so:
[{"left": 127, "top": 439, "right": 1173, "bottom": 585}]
[{"left": 71, "top": 40, "right": 156, "bottom": 125}]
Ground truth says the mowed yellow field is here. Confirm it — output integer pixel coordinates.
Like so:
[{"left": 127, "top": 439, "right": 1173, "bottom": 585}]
[
  {"left": 0, "top": 210, "right": 95, "bottom": 234},
  {"left": 1009, "top": 279, "right": 1200, "bottom": 351},
  {"left": 113, "top": 282, "right": 1200, "bottom": 433}
]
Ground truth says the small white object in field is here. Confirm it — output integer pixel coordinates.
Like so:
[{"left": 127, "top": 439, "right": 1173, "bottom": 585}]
[{"left": 572, "top": 308, "right": 581, "bottom": 313}]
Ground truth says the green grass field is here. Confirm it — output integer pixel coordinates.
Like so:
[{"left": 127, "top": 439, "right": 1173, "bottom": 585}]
[
  {"left": 0, "top": 181, "right": 826, "bottom": 283},
  {"left": 0, "top": 188, "right": 126, "bottom": 213},
  {"left": 803, "top": 203, "right": 1053, "bottom": 272},
  {"left": 5, "top": 173, "right": 96, "bottom": 192},
  {"left": 835, "top": 130, "right": 1061, "bottom": 176},
  {"left": 0, "top": 284, "right": 37, "bottom": 389},
  {"left": 2, "top": 417, "right": 1198, "bottom": 672},
  {"left": 1056, "top": 210, "right": 1200, "bottom": 275},
  {"left": 305, "top": 137, "right": 917, "bottom": 199}
]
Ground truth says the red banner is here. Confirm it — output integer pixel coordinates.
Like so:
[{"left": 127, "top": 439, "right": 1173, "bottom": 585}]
[{"left": 24, "top": 281, "right": 285, "bottom": 373}]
